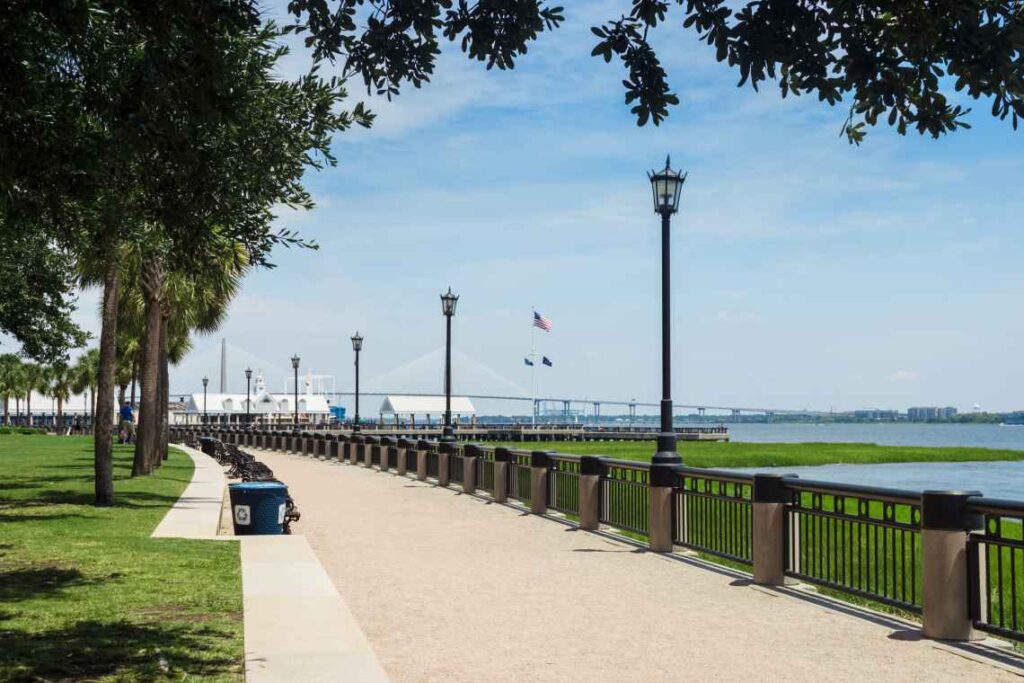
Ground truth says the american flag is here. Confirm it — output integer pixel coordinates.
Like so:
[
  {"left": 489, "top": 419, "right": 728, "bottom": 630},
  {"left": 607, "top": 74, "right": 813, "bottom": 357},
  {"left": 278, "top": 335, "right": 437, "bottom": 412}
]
[{"left": 533, "top": 311, "right": 553, "bottom": 331}]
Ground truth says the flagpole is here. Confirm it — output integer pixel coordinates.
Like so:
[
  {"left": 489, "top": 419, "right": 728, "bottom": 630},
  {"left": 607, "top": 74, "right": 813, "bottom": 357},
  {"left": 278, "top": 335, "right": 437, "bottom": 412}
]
[{"left": 531, "top": 313, "right": 537, "bottom": 429}]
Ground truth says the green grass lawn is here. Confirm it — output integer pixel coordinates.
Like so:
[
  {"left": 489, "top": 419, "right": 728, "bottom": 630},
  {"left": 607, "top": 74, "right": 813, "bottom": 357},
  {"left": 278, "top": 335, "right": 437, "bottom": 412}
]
[
  {"left": 497, "top": 439, "right": 1024, "bottom": 468},
  {"left": 0, "top": 434, "right": 242, "bottom": 683}
]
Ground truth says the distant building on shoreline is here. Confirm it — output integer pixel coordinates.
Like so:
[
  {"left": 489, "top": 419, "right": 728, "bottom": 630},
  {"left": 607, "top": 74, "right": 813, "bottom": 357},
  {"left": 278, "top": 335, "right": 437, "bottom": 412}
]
[
  {"left": 853, "top": 409, "right": 900, "bottom": 421},
  {"left": 907, "top": 406, "right": 958, "bottom": 421}
]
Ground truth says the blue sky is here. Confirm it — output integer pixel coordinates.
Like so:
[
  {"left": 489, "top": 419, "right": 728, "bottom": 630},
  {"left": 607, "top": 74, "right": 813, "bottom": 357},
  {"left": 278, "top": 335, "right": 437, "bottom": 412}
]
[{"left": 90, "top": 2, "right": 1024, "bottom": 414}]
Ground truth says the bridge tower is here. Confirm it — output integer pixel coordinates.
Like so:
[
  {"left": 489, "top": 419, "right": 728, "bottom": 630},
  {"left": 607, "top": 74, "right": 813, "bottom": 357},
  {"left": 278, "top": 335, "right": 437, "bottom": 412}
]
[{"left": 593, "top": 402, "right": 600, "bottom": 426}]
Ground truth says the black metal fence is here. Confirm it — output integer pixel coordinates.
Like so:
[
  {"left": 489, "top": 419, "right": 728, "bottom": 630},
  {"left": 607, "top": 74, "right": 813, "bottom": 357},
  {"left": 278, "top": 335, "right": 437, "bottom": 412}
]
[
  {"left": 548, "top": 455, "right": 580, "bottom": 516},
  {"left": 674, "top": 469, "right": 753, "bottom": 564},
  {"left": 178, "top": 425, "right": 1024, "bottom": 645},
  {"left": 599, "top": 460, "right": 649, "bottom": 536},
  {"left": 507, "top": 451, "right": 532, "bottom": 504},
  {"left": 449, "top": 453, "right": 464, "bottom": 485},
  {"left": 476, "top": 451, "right": 495, "bottom": 493},
  {"left": 969, "top": 497, "right": 1024, "bottom": 639},
  {"left": 785, "top": 480, "right": 921, "bottom": 611}
]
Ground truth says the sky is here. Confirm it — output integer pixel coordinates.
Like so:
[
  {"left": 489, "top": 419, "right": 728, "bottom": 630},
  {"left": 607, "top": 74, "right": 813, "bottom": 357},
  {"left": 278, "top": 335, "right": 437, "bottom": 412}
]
[{"left": 61, "top": 1, "right": 1024, "bottom": 416}]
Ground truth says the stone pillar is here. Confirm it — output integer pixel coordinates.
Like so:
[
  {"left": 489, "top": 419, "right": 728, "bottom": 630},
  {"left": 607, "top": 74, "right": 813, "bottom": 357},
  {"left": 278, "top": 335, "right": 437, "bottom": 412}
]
[
  {"left": 438, "top": 442, "right": 453, "bottom": 488},
  {"left": 416, "top": 441, "right": 429, "bottom": 481},
  {"left": 579, "top": 456, "right": 604, "bottom": 531},
  {"left": 364, "top": 436, "right": 380, "bottom": 469},
  {"left": 352, "top": 435, "right": 366, "bottom": 466},
  {"left": 380, "top": 437, "right": 395, "bottom": 473},
  {"left": 530, "top": 451, "right": 549, "bottom": 515},
  {"left": 648, "top": 464, "right": 677, "bottom": 553},
  {"left": 397, "top": 438, "right": 412, "bottom": 477},
  {"left": 752, "top": 474, "right": 794, "bottom": 586},
  {"left": 463, "top": 444, "right": 479, "bottom": 495},
  {"left": 921, "top": 490, "right": 984, "bottom": 641},
  {"left": 493, "top": 447, "right": 510, "bottom": 503}
]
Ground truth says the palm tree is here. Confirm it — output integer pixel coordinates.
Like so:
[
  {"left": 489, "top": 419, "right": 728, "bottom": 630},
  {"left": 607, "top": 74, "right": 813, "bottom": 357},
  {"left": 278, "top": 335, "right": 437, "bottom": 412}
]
[
  {"left": 127, "top": 240, "right": 248, "bottom": 474},
  {"left": 71, "top": 350, "right": 100, "bottom": 423},
  {"left": 49, "top": 364, "right": 75, "bottom": 432},
  {"left": 21, "top": 363, "right": 49, "bottom": 428},
  {"left": 0, "top": 354, "right": 21, "bottom": 425}
]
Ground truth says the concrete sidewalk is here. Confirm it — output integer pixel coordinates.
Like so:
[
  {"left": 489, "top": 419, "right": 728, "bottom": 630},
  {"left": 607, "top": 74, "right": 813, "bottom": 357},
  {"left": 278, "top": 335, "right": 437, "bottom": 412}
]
[
  {"left": 255, "top": 449, "right": 1024, "bottom": 683},
  {"left": 242, "top": 535, "right": 389, "bottom": 683},
  {"left": 154, "top": 444, "right": 390, "bottom": 682},
  {"left": 152, "top": 444, "right": 225, "bottom": 539}
]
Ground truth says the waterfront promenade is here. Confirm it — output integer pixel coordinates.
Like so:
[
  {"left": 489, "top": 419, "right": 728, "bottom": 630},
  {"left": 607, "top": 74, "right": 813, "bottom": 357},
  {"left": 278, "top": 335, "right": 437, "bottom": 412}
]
[{"left": 253, "top": 448, "right": 1021, "bottom": 682}]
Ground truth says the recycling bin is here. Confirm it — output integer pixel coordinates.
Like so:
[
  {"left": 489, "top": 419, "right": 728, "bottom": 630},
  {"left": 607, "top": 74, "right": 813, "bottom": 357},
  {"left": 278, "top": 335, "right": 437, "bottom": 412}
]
[{"left": 228, "top": 481, "right": 288, "bottom": 535}]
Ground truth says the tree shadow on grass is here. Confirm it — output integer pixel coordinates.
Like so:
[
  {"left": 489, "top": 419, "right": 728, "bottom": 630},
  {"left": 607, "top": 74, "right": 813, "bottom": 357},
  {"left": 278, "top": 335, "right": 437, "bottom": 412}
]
[
  {"left": 5, "top": 488, "right": 182, "bottom": 509},
  {"left": 0, "top": 566, "right": 99, "bottom": 603},
  {"left": 0, "top": 619, "right": 240, "bottom": 683}
]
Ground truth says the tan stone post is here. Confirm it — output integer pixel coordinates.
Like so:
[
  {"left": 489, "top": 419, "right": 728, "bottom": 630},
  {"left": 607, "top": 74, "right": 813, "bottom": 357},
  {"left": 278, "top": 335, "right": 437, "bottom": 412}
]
[
  {"left": 438, "top": 442, "right": 453, "bottom": 488},
  {"left": 416, "top": 440, "right": 429, "bottom": 481},
  {"left": 648, "top": 463, "right": 677, "bottom": 552},
  {"left": 396, "top": 438, "right": 411, "bottom": 476},
  {"left": 752, "top": 474, "right": 794, "bottom": 586},
  {"left": 339, "top": 435, "right": 351, "bottom": 463},
  {"left": 579, "top": 456, "right": 604, "bottom": 531},
  {"left": 364, "top": 436, "right": 380, "bottom": 469},
  {"left": 351, "top": 434, "right": 365, "bottom": 465},
  {"left": 530, "top": 451, "right": 550, "bottom": 515},
  {"left": 380, "top": 437, "right": 395, "bottom": 473},
  {"left": 493, "top": 447, "right": 510, "bottom": 503},
  {"left": 921, "top": 491, "right": 984, "bottom": 641},
  {"left": 463, "top": 444, "right": 480, "bottom": 495}
]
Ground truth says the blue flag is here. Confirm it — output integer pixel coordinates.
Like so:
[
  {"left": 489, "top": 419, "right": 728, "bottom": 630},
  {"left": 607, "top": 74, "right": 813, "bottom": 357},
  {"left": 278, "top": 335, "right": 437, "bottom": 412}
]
[
  {"left": 542, "top": 356, "right": 553, "bottom": 367},
  {"left": 524, "top": 358, "right": 534, "bottom": 366}
]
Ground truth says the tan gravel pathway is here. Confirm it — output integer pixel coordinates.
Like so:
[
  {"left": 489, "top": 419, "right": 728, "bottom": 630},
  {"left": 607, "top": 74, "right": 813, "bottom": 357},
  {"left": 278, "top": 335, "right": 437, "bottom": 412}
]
[{"left": 257, "top": 450, "right": 1023, "bottom": 683}]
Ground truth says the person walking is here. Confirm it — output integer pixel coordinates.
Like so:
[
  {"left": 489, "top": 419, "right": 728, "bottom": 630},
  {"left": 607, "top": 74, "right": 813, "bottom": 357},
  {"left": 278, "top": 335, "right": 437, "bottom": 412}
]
[{"left": 120, "top": 402, "right": 135, "bottom": 444}]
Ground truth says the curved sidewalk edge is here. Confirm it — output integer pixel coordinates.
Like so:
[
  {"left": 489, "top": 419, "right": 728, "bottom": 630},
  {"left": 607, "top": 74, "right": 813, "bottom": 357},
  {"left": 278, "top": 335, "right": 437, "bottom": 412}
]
[
  {"left": 242, "top": 535, "right": 390, "bottom": 683},
  {"left": 152, "top": 444, "right": 226, "bottom": 539},
  {"left": 153, "top": 442, "right": 391, "bottom": 683}
]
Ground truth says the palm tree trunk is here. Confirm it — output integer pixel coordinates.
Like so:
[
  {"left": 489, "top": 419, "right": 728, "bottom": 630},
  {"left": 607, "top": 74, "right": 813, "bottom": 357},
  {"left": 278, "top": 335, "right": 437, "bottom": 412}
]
[
  {"left": 26, "top": 392, "right": 31, "bottom": 427},
  {"left": 157, "top": 312, "right": 170, "bottom": 464},
  {"left": 134, "top": 258, "right": 164, "bottom": 476},
  {"left": 118, "top": 384, "right": 127, "bottom": 408},
  {"left": 130, "top": 358, "right": 137, "bottom": 407},
  {"left": 57, "top": 397, "right": 64, "bottom": 432},
  {"left": 94, "top": 256, "right": 120, "bottom": 506},
  {"left": 3, "top": 395, "right": 8, "bottom": 425}
]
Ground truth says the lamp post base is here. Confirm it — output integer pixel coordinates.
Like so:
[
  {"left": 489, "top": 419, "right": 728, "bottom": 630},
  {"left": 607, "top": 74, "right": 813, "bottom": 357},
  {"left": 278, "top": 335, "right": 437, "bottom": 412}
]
[
  {"left": 651, "top": 433, "right": 681, "bottom": 466},
  {"left": 440, "top": 425, "right": 456, "bottom": 444}
]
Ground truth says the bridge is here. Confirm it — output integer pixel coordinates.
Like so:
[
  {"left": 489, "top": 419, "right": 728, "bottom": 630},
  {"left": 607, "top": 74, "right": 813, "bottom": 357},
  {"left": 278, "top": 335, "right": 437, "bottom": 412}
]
[{"left": 322, "top": 390, "right": 830, "bottom": 419}]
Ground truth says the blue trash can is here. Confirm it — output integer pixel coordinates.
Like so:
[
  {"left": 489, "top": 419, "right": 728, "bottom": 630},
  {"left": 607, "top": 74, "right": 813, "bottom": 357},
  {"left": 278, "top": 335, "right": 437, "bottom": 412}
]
[{"left": 228, "top": 482, "right": 288, "bottom": 535}]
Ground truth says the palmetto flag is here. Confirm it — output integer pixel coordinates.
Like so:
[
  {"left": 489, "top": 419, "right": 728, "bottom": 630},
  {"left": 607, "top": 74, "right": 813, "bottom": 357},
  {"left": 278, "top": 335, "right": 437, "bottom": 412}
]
[
  {"left": 533, "top": 311, "right": 553, "bottom": 331},
  {"left": 524, "top": 358, "right": 534, "bottom": 366},
  {"left": 542, "top": 356, "right": 553, "bottom": 367}
]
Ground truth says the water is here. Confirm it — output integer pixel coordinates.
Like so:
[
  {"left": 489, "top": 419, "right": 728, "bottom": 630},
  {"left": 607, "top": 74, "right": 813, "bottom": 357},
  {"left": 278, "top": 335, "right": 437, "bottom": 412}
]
[
  {"left": 722, "top": 423, "right": 1024, "bottom": 500},
  {"left": 726, "top": 422, "right": 1024, "bottom": 450}
]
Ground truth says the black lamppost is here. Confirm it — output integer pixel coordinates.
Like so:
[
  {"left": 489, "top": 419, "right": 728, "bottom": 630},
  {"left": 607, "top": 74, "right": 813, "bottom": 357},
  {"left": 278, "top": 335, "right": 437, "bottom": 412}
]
[
  {"left": 648, "top": 155, "right": 687, "bottom": 467},
  {"left": 244, "top": 368, "right": 253, "bottom": 424},
  {"left": 202, "top": 376, "right": 209, "bottom": 424},
  {"left": 350, "top": 333, "right": 363, "bottom": 432},
  {"left": 290, "top": 355, "right": 300, "bottom": 428},
  {"left": 440, "top": 287, "right": 459, "bottom": 443}
]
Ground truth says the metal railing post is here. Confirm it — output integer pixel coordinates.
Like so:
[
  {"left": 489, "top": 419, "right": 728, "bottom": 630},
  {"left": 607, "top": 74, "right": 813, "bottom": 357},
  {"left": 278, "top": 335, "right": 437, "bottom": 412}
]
[
  {"left": 921, "top": 490, "right": 984, "bottom": 641},
  {"left": 752, "top": 474, "right": 792, "bottom": 585},
  {"left": 579, "top": 456, "right": 604, "bottom": 531},
  {"left": 530, "top": 451, "right": 550, "bottom": 515},
  {"left": 648, "top": 464, "right": 676, "bottom": 552},
  {"left": 493, "top": 448, "right": 510, "bottom": 503}
]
